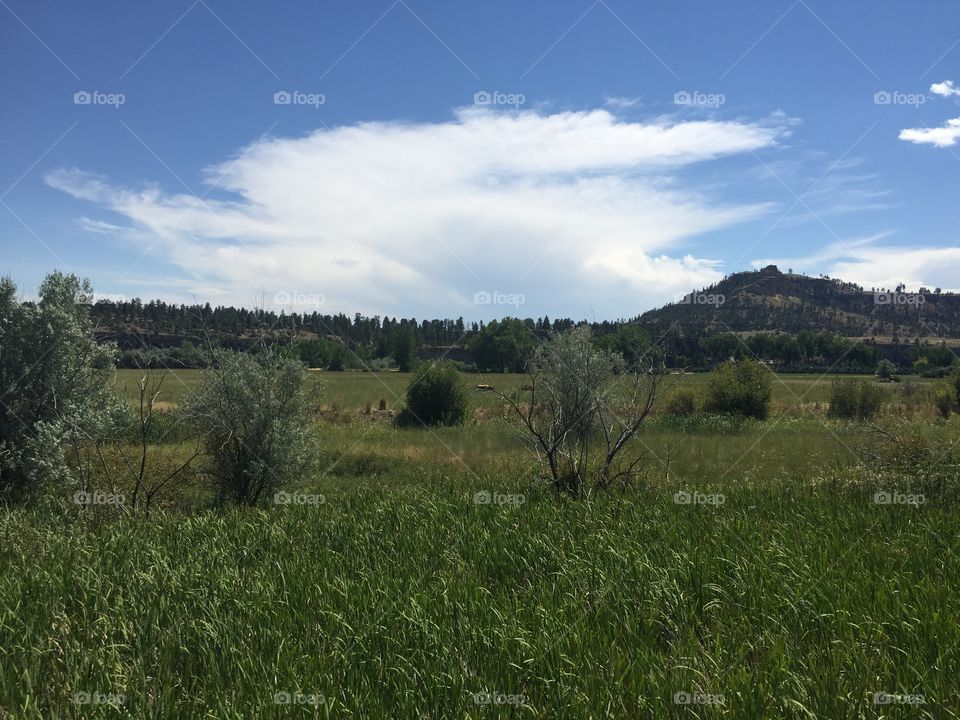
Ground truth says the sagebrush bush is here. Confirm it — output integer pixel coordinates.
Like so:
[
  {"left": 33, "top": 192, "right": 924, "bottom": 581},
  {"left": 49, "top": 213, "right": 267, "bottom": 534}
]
[
  {"left": 0, "top": 273, "right": 125, "bottom": 499},
  {"left": 703, "top": 359, "right": 773, "bottom": 420},
  {"left": 505, "top": 326, "right": 663, "bottom": 496},
  {"left": 400, "top": 362, "right": 469, "bottom": 427},
  {"left": 184, "top": 349, "right": 322, "bottom": 506},
  {"left": 827, "top": 379, "right": 886, "bottom": 420}
]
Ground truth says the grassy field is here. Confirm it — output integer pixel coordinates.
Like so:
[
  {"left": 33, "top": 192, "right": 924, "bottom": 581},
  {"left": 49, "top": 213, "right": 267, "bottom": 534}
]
[
  {"left": 111, "top": 368, "right": 935, "bottom": 415},
  {"left": 3, "top": 480, "right": 958, "bottom": 718},
  {"left": 1, "top": 369, "right": 956, "bottom": 718}
]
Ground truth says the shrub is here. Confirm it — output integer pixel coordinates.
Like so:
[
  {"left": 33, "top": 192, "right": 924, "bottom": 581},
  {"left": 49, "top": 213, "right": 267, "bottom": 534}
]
[
  {"left": 933, "top": 384, "right": 954, "bottom": 418},
  {"left": 869, "top": 430, "right": 960, "bottom": 499},
  {"left": 183, "top": 349, "right": 322, "bottom": 506},
  {"left": 400, "top": 362, "right": 468, "bottom": 427},
  {"left": 0, "top": 273, "right": 125, "bottom": 499},
  {"left": 504, "top": 326, "right": 664, "bottom": 496},
  {"left": 875, "top": 359, "right": 898, "bottom": 381},
  {"left": 827, "top": 379, "right": 886, "bottom": 420},
  {"left": 703, "top": 359, "right": 773, "bottom": 420},
  {"left": 665, "top": 389, "right": 697, "bottom": 416}
]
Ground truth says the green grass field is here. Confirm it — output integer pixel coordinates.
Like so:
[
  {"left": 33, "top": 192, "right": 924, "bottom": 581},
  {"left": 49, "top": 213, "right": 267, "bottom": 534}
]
[
  {"left": 3, "top": 482, "right": 958, "bottom": 718},
  {"left": 1, "top": 369, "right": 956, "bottom": 718},
  {"left": 111, "top": 368, "right": 933, "bottom": 414}
]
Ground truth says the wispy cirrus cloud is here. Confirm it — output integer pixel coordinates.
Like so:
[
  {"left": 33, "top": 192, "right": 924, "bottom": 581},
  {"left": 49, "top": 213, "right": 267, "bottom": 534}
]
[
  {"left": 603, "top": 96, "right": 643, "bottom": 109},
  {"left": 47, "top": 107, "right": 787, "bottom": 317}
]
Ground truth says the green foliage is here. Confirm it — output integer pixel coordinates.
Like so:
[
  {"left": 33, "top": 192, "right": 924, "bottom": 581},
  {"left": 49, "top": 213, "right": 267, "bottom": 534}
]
[
  {"left": 910, "top": 342, "right": 955, "bottom": 370},
  {"left": 933, "top": 384, "right": 954, "bottom": 418},
  {"left": 469, "top": 318, "right": 534, "bottom": 373},
  {"left": 704, "top": 359, "right": 773, "bottom": 419},
  {"left": 533, "top": 326, "right": 624, "bottom": 440},
  {"left": 665, "top": 388, "right": 697, "bottom": 416},
  {"left": 593, "top": 323, "right": 652, "bottom": 366},
  {"left": 118, "top": 342, "right": 212, "bottom": 370},
  {"left": 400, "top": 362, "right": 469, "bottom": 427},
  {"left": 0, "top": 273, "right": 124, "bottom": 498},
  {"left": 508, "top": 326, "right": 661, "bottom": 496},
  {"left": 827, "top": 379, "right": 886, "bottom": 420},
  {"left": 868, "top": 428, "right": 960, "bottom": 497},
  {"left": 291, "top": 338, "right": 351, "bottom": 370},
  {"left": 390, "top": 324, "right": 419, "bottom": 373},
  {"left": 703, "top": 333, "right": 747, "bottom": 362},
  {"left": 929, "top": 371, "right": 960, "bottom": 418},
  {"left": 875, "top": 359, "right": 898, "bottom": 381},
  {"left": 183, "top": 349, "right": 322, "bottom": 506}
]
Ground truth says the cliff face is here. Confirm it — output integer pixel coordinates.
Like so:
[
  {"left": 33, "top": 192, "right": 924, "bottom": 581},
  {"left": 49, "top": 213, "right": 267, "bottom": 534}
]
[{"left": 639, "top": 266, "right": 960, "bottom": 339}]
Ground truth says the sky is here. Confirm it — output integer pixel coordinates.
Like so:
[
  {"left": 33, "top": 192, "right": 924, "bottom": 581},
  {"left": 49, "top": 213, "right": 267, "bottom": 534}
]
[{"left": 2, "top": 0, "right": 960, "bottom": 321}]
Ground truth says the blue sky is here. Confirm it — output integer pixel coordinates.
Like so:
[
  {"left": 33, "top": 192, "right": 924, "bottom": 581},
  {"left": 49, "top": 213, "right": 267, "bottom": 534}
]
[{"left": 2, "top": 0, "right": 960, "bottom": 320}]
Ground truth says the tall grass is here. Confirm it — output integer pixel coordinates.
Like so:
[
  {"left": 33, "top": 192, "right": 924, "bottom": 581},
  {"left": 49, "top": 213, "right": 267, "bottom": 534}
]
[
  {"left": 1, "top": 470, "right": 958, "bottom": 718},
  {"left": 2, "top": 371, "right": 955, "bottom": 717}
]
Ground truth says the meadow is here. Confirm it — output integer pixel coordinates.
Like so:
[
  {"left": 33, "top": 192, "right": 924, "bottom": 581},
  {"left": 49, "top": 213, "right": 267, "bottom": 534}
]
[
  {"left": 111, "top": 367, "right": 928, "bottom": 414},
  {"left": 1, "top": 369, "right": 957, "bottom": 718}
]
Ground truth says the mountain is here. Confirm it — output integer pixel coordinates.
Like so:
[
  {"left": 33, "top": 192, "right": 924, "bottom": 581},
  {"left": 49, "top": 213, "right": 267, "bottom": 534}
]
[{"left": 638, "top": 265, "right": 960, "bottom": 341}]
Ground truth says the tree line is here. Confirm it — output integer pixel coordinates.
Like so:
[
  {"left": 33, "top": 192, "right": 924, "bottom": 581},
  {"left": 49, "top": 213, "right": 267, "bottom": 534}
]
[{"left": 86, "top": 296, "right": 956, "bottom": 374}]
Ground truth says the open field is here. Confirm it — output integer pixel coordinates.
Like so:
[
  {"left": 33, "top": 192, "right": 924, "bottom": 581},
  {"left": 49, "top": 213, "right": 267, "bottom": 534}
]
[
  {"left": 111, "top": 368, "right": 938, "bottom": 415},
  {"left": 2, "top": 369, "right": 957, "bottom": 717}
]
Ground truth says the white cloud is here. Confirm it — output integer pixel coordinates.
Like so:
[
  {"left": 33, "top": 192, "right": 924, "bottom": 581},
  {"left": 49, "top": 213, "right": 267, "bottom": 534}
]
[
  {"left": 899, "top": 118, "right": 960, "bottom": 148},
  {"left": 900, "top": 81, "right": 960, "bottom": 149},
  {"left": 755, "top": 235, "right": 960, "bottom": 292},
  {"left": 931, "top": 80, "right": 960, "bottom": 98},
  {"left": 47, "top": 107, "right": 785, "bottom": 318}
]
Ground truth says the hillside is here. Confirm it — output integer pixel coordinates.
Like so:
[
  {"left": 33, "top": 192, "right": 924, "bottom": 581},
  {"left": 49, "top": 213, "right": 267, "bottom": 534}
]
[{"left": 638, "top": 265, "right": 960, "bottom": 341}]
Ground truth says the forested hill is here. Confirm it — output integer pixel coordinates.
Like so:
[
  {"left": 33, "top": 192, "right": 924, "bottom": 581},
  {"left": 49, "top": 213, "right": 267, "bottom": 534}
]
[
  {"left": 639, "top": 265, "right": 960, "bottom": 340},
  {"left": 84, "top": 267, "right": 960, "bottom": 373}
]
